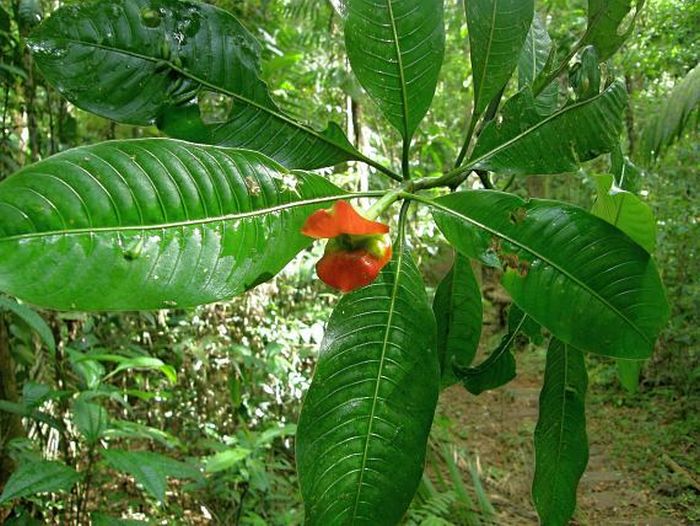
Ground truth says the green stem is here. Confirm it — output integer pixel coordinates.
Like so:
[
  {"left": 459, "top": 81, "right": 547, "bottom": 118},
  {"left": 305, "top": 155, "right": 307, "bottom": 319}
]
[
  {"left": 365, "top": 189, "right": 404, "bottom": 221},
  {"left": 401, "top": 137, "right": 411, "bottom": 180},
  {"left": 361, "top": 154, "right": 404, "bottom": 182},
  {"left": 455, "top": 109, "right": 479, "bottom": 168}
]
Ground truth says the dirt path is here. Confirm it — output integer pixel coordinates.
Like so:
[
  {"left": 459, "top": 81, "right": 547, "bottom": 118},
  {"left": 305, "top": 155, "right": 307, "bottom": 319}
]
[{"left": 437, "top": 355, "right": 689, "bottom": 525}]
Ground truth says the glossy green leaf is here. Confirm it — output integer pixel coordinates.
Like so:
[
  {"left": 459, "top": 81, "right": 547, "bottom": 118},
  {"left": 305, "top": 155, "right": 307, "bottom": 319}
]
[
  {"left": 73, "top": 398, "right": 108, "bottom": 444},
  {"left": 457, "top": 312, "right": 526, "bottom": 395},
  {"left": 592, "top": 174, "right": 656, "bottom": 254},
  {"left": 29, "top": 0, "right": 362, "bottom": 170},
  {"left": 102, "top": 449, "right": 202, "bottom": 502},
  {"left": 591, "top": 174, "right": 654, "bottom": 392},
  {"left": 583, "top": 0, "right": 645, "bottom": 61},
  {"left": 0, "top": 139, "right": 345, "bottom": 311},
  {"left": 467, "top": 0, "right": 534, "bottom": 116},
  {"left": 345, "top": 0, "right": 445, "bottom": 140},
  {"left": 532, "top": 339, "right": 589, "bottom": 526},
  {"left": 470, "top": 80, "right": 627, "bottom": 175},
  {"left": 433, "top": 254, "right": 483, "bottom": 388},
  {"left": 642, "top": 63, "right": 700, "bottom": 163},
  {"left": 0, "top": 296, "right": 55, "bottom": 354},
  {"left": 518, "top": 13, "right": 558, "bottom": 115},
  {"left": 0, "top": 460, "right": 79, "bottom": 504},
  {"left": 297, "top": 248, "right": 440, "bottom": 525},
  {"left": 430, "top": 191, "right": 669, "bottom": 359}
]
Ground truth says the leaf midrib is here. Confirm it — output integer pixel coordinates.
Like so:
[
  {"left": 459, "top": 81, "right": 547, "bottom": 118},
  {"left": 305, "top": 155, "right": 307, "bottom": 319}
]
[
  {"left": 428, "top": 196, "right": 652, "bottom": 348},
  {"left": 350, "top": 247, "right": 406, "bottom": 521},
  {"left": 385, "top": 0, "right": 411, "bottom": 138},
  {"left": 0, "top": 193, "right": 356, "bottom": 243}
]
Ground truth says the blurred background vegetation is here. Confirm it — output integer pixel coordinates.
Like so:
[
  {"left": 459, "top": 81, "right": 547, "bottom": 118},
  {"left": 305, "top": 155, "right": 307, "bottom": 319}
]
[{"left": 0, "top": 0, "right": 697, "bottom": 524}]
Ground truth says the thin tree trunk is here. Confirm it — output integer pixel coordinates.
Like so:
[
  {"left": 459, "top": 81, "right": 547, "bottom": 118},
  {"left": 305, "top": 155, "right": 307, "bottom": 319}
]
[
  {"left": 13, "top": 0, "right": 41, "bottom": 163},
  {"left": 0, "top": 315, "right": 24, "bottom": 492}
]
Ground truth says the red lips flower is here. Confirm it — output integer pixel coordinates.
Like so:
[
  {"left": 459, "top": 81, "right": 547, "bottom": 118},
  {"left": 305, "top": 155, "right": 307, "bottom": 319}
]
[{"left": 302, "top": 200, "right": 392, "bottom": 293}]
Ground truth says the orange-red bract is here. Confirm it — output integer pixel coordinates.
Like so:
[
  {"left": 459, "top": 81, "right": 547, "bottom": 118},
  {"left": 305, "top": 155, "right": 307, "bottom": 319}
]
[
  {"left": 316, "top": 246, "right": 393, "bottom": 293},
  {"left": 301, "top": 200, "right": 389, "bottom": 239},
  {"left": 302, "top": 200, "right": 392, "bottom": 293}
]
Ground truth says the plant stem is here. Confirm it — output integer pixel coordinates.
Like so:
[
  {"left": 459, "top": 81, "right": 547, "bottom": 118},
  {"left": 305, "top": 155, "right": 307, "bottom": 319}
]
[
  {"left": 365, "top": 189, "right": 403, "bottom": 220},
  {"left": 235, "top": 484, "right": 249, "bottom": 526},
  {"left": 75, "top": 444, "right": 97, "bottom": 525},
  {"left": 401, "top": 137, "right": 411, "bottom": 180},
  {"left": 455, "top": 109, "right": 479, "bottom": 168},
  {"left": 361, "top": 154, "right": 403, "bottom": 182}
]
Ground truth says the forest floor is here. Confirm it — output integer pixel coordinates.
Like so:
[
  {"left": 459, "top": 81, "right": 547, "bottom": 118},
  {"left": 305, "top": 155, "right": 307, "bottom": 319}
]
[{"left": 436, "top": 341, "right": 699, "bottom": 525}]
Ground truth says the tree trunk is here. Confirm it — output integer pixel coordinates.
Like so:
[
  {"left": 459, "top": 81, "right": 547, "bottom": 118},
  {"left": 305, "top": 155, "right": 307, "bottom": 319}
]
[{"left": 0, "top": 315, "right": 23, "bottom": 492}]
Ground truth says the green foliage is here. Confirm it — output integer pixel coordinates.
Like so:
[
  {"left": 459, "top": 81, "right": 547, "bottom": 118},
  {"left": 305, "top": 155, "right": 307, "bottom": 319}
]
[
  {"left": 466, "top": 0, "right": 534, "bottom": 116},
  {"left": 0, "top": 296, "right": 55, "bottom": 354},
  {"left": 584, "top": 0, "right": 645, "bottom": 60},
  {"left": 28, "top": 0, "right": 368, "bottom": 172},
  {"left": 433, "top": 254, "right": 483, "bottom": 388},
  {"left": 457, "top": 323, "right": 519, "bottom": 395},
  {"left": 296, "top": 246, "right": 440, "bottom": 524},
  {"left": 532, "top": 339, "right": 589, "bottom": 526},
  {"left": 642, "top": 63, "right": 700, "bottom": 163},
  {"left": 101, "top": 449, "right": 202, "bottom": 502},
  {"left": 518, "top": 13, "right": 559, "bottom": 115},
  {"left": 431, "top": 191, "right": 669, "bottom": 359},
  {"left": 0, "top": 140, "right": 344, "bottom": 310},
  {"left": 0, "top": 0, "right": 684, "bottom": 523},
  {"left": 471, "top": 81, "right": 627, "bottom": 175},
  {"left": 0, "top": 461, "right": 79, "bottom": 504},
  {"left": 345, "top": 0, "right": 445, "bottom": 143}
]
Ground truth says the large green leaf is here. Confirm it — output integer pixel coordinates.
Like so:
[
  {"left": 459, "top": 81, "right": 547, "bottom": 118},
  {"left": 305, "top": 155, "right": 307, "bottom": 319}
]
[
  {"left": 532, "top": 339, "right": 589, "bottom": 526},
  {"left": 0, "top": 139, "right": 345, "bottom": 311},
  {"left": 0, "top": 460, "right": 79, "bottom": 504},
  {"left": 345, "top": 0, "right": 445, "bottom": 141},
  {"left": 642, "top": 63, "right": 700, "bottom": 164},
  {"left": 470, "top": 80, "right": 627, "bottom": 175},
  {"left": 591, "top": 174, "right": 656, "bottom": 392},
  {"left": 583, "top": 0, "right": 645, "bottom": 61},
  {"left": 29, "top": 0, "right": 362, "bottom": 171},
  {"left": 466, "top": 0, "right": 534, "bottom": 116},
  {"left": 433, "top": 254, "right": 482, "bottom": 388},
  {"left": 296, "top": 248, "right": 440, "bottom": 525},
  {"left": 430, "top": 191, "right": 669, "bottom": 359},
  {"left": 518, "top": 13, "right": 558, "bottom": 115}
]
